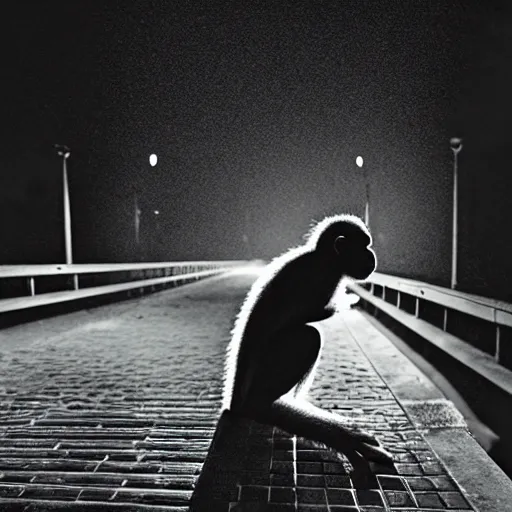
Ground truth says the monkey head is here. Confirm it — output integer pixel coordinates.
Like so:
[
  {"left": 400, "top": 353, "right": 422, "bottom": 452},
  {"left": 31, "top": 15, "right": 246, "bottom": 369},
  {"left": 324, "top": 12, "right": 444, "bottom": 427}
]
[
  {"left": 333, "top": 233, "right": 376, "bottom": 280},
  {"left": 308, "top": 214, "right": 376, "bottom": 281}
]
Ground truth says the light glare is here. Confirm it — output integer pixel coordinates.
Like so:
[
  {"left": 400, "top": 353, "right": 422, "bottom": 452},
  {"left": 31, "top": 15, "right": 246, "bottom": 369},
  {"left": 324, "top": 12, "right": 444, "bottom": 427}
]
[
  {"left": 149, "top": 154, "right": 158, "bottom": 167},
  {"left": 356, "top": 156, "right": 364, "bottom": 168}
]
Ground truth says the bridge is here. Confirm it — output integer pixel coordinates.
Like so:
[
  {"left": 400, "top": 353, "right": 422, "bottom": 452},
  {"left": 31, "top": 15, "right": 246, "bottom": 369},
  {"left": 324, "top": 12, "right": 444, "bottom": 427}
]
[{"left": 0, "top": 262, "right": 511, "bottom": 511}]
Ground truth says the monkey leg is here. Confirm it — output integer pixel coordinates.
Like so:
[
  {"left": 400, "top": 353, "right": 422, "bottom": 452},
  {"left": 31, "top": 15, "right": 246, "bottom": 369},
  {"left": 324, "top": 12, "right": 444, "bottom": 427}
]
[
  {"left": 259, "top": 397, "right": 393, "bottom": 470},
  {"left": 241, "top": 324, "right": 322, "bottom": 409},
  {"left": 235, "top": 325, "right": 393, "bottom": 469}
]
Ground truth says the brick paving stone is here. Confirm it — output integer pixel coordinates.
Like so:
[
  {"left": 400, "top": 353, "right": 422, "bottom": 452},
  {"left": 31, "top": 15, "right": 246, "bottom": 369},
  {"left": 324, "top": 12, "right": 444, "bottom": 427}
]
[
  {"left": 325, "top": 488, "right": 356, "bottom": 506},
  {"left": 270, "top": 473, "right": 295, "bottom": 487},
  {"left": 270, "top": 486, "right": 296, "bottom": 503},
  {"left": 377, "top": 475, "right": 407, "bottom": 491},
  {"left": 21, "top": 502, "right": 189, "bottom": 512},
  {"left": 325, "top": 474, "right": 351, "bottom": 488},
  {"left": 296, "top": 486, "right": 326, "bottom": 504},
  {"left": 19, "top": 485, "right": 82, "bottom": 501},
  {"left": 30, "top": 472, "right": 127, "bottom": 487},
  {"left": 273, "top": 450, "right": 294, "bottom": 462},
  {"left": 355, "top": 489, "right": 385, "bottom": 507},
  {"left": 384, "top": 490, "right": 416, "bottom": 507},
  {"left": 0, "top": 274, "right": 247, "bottom": 510},
  {"left": 239, "top": 485, "right": 270, "bottom": 501},
  {"left": 0, "top": 459, "right": 99, "bottom": 472},
  {"left": 440, "top": 491, "right": 471, "bottom": 508},
  {"left": 77, "top": 487, "right": 116, "bottom": 501},
  {"left": 297, "top": 506, "right": 333, "bottom": 512},
  {"left": 0, "top": 484, "right": 25, "bottom": 497},
  {"left": 296, "top": 474, "right": 324, "bottom": 488},
  {"left": 111, "top": 488, "right": 192, "bottom": 506},
  {"left": 415, "top": 492, "right": 445, "bottom": 508},
  {"left": 0, "top": 473, "right": 35, "bottom": 484}
]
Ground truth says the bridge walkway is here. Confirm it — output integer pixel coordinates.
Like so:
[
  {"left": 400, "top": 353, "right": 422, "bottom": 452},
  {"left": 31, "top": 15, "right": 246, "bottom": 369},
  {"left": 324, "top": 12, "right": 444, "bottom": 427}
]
[{"left": 0, "top": 271, "right": 508, "bottom": 511}]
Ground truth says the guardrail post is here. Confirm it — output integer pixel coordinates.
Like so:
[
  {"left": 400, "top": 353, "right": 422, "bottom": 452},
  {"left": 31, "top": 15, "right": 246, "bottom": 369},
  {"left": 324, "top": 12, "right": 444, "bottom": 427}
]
[
  {"left": 415, "top": 297, "right": 420, "bottom": 318},
  {"left": 495, "top": 325, "right": 501, "bottom": 363},
  {"left": 382, "top": 286, "right": 386, "bottom": 302},
  {"left": 443, "top": 308, "right": 448, "bottom": 331},
  {"left": 73, "top": 274, "right": 79, "bottom": 290},
  {"left": 396, "top": 290, "right": 401, "bottom": 309},
  {"left": 28, "top": 277, "right": 35, "bottom": 296}
]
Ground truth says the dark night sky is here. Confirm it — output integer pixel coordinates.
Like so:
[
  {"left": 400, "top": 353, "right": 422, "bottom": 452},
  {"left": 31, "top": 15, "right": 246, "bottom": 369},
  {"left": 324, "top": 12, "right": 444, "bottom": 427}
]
[{"left": 3, "top": 1, "right": 512, "bottom": 299}]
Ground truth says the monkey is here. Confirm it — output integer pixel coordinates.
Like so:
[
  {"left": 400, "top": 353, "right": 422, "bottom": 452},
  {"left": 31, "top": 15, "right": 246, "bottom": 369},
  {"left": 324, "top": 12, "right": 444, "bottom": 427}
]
[{"left": 223, "top": 214, "right": 393, "bottom": 473}]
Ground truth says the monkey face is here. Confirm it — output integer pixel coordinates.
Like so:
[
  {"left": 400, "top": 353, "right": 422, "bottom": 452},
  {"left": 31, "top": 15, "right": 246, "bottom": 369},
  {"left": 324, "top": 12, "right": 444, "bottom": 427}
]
[{"left": 334, "top": 235, "right": 376, "bottom": 280}]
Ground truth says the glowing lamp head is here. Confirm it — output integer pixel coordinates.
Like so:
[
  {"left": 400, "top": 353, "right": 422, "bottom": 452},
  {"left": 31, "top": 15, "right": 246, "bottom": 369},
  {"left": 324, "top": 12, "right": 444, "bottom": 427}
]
[
  {"left": 356, "top": 156, "right": 364, "bottom": 168},
  {"left": 450, "top": 138, "right": 463, "bottom": 153},
  {"left": 149, "top": 153, "right": 158, "bottom": 167}
]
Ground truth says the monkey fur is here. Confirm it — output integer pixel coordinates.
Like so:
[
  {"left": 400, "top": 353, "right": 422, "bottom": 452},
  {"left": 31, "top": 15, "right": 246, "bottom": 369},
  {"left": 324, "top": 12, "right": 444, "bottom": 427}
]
[{"left": 223, "top": 214, "right": 393, "bottom": 471}]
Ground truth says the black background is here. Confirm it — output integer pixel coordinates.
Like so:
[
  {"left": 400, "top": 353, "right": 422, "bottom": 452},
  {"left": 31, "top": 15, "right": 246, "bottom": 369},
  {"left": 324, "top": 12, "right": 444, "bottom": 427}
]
[{"left": 2, "top": 1, "right": 512, "bottom": 300}]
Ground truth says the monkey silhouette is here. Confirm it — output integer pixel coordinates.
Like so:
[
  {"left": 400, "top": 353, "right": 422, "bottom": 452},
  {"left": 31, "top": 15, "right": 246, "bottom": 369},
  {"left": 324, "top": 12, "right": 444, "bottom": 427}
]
[{"left": 223, "top": 214, "right": 393, "bottom": 473}]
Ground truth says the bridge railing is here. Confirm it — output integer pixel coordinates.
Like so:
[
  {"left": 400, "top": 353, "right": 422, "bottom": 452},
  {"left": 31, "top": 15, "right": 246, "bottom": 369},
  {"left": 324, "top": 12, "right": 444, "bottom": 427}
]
[
  {"left": 347, "top": 272, "right": 512, "bottom": 395},
  {"left": 0, "top": 261, "right": 247, "bottom": 314}
]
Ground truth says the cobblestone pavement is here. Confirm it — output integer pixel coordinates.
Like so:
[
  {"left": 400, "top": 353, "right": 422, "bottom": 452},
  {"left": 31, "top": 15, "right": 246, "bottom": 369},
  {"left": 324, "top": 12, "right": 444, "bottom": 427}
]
[
  {"left": 192, "top": 284, "right": 479, "bottom": 511},
  {"left": 0, "top": 271, "right": 482, "bottom": 511},
  {"left": 0, "top": 273, "right": 249, "bottom": 511}
]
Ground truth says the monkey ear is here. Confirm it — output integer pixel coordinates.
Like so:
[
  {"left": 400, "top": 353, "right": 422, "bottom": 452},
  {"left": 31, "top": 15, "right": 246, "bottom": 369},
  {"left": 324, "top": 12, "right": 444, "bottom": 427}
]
[{"left": 334, "top": 236, "right": 347, "bottom": 255}]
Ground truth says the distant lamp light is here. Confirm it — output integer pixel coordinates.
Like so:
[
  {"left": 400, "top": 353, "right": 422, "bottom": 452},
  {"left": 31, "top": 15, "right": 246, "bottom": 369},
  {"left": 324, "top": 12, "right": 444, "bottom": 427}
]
[
  {"left": 450, "top": 137, "right": 463, "bottom": 154},
  {"left": 149, "top": 153, "right": 158, "bottom": 167},
  {"left": 55, "top": 144, "right": 71, "bottom": 159},
  {"left": 154, "top": 210, "right": 160, "bottom": 215},
  {"left": 356, "top": 156, "right": 364, "bottom": 168}
]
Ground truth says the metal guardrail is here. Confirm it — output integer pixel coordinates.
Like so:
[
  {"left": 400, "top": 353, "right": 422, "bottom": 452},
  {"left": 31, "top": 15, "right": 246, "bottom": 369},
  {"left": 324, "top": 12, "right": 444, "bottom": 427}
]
[
  {"left": 359, "top": 272, "right": 512, "bottom": 328},
  {"left": 347, "top": 271, "right": 512, "bottom": 385},
  {"left": 0, "top": 261, "right": 247, "bottom": 314}
]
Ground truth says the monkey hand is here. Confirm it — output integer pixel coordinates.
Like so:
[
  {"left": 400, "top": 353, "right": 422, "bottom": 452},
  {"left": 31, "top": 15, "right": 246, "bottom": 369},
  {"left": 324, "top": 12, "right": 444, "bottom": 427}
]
[{"left": 336, "top": 426, "right": 394, "bottom": 470}]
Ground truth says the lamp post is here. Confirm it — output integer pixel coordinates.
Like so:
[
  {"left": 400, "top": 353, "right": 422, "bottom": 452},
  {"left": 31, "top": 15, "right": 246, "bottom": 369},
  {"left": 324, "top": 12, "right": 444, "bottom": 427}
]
[
  {"left": 134, "top": 190, "right": 141, "bottom": 252},
  {"left": 134, "top": 154, "right": 158, "bottom": 260},
  {"left": 450, "top": 137, "right": 463, "bottom": 289},
  {"left": 152, "top": 210, "right": 161, "bottom": 261},
  {"left": 54, "top": 144, "right": 73, "bottom": 265},
  {"left": 356, "top": 155, "right": 369, "bottom": 226}
]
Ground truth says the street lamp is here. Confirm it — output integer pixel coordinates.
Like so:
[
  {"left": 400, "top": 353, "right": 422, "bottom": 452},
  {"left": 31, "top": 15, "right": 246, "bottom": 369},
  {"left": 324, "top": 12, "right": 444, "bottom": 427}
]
[
  {"left": 450, "top": 137, "right": 463, "bottom": 289},
  {"left": 54, "top": 144, "right": 73, "bottom": 265},
  {"left": 134, "top": 154, "right": 158, "bottom": 260},
  {"left": 134, "top": 190, "right": 141, "bottom": 250},
  {"left": 356, "top": 155, "right": 369, "bottom": 226},
  {"left": 151, "top": 209, "right": 162, "bottom": 261}
]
